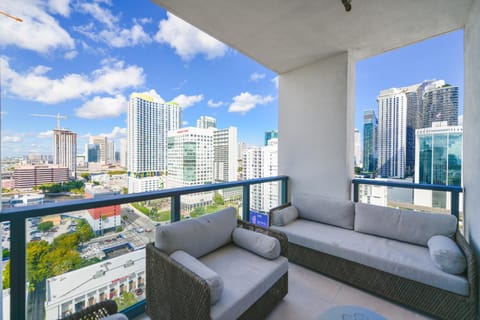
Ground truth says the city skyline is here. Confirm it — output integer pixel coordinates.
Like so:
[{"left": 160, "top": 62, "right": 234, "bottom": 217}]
[{"left": 1, "top": 2, "right": 463, "bottom": 159}]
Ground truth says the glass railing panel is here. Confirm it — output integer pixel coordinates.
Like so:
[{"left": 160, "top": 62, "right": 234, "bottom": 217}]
[{"left": 182, "top": 188, "right": 242, "bottom": 220}]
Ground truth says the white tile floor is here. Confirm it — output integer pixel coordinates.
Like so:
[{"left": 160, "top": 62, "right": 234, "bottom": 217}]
[{"left": 134, "top": 263, "right": 434, "bottom": 320}]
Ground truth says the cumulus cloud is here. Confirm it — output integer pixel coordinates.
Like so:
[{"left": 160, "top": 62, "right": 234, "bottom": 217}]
[
  {"left": 0, "top": 0, "right": 75, "bottom": 53},
  {"left": 229, "top": 92, "right": 274, "bottom": 114},
  {"left": 98, "top": 126, "right": 127, "bottom": 140},
  {"left": 182, "top": 121, "right": 189, "bottom": 126},
  {"left": 172, "top": 94, "right": 204, "bottom": 109},
  {"left": 138, "top": 89, "right": 165, "bottom": 103},
  {"left": 250, "top": 72, "right": 266, "bottom": 82},
  {"left": 272, "top": 76, "right": 279, "bottom": 89},
  {"left": 1, "top": 57, "right": 144, "bottom": 104},
  {"left": 76, "top": 2, "right": 151, "bottom": 48},
  {"left": 64, "top": 50, "right": 78, "bottom": 60},
  {"left": 155, "top": 12, "right": 227, "bottom": 61},
  {"left": 75, "top": 95, "right": 128, "bottom": 119},
  {"left": 38, "top": 130, "right": 54, "bottom": 138},
  {"left": 207, "top": 99, "right": 225, "bottom": 108},
  {"left": 2, "top": 135, "right": 23, "bottom": 143}
]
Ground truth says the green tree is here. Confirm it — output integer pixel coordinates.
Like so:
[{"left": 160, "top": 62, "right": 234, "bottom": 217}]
[
  {"left": 213, "top": 192, "right": 225, "bottom": 205},
  {"left": 2, "top": 248, "right": 10, "bottom": 259},
  {"left": 41, "top": 248, "right": 81, "bottom": 276},
  {"left": 37, "top": 221, "right": 54, "bottom": 232},
  {"left": 114, "top": 292, "right": 138, "bottom": 311},
  {"left": 80, "top": 173, "right": 91, "bottom": 180},
  {"left": 354, "top": 166, "right": 362, "bottom": 175},
  {"left": 191, "top": 206, "right": 206, "bottom": 217},
  {"left": 3, "top": 261, "right": 10, "bottom": 289},
  {"left": 52, "top": 233, "right": 80, "bottom": 250},
  {"left": 26, "top": 240, "right": 51, "bottom": 284}
]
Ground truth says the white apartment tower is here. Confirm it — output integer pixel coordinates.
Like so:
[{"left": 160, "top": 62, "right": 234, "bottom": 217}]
[
  {"left": 106, "top": 140, "right": 115, "bottom": 164},
  {"left": 196, "top": 116, "right": 217, "bottom": 129},
  {"left": 54, "top": 129, "right": 77, "bottom": 178},
  {"left": 354, "top": 128, "right": 362, "bottom": 168},
  {"left": 242, "top": 139, "right": 278, "bottom": 212},
  {"left": 166, "top": 127, "right": 214, "bottom": 188},
  {"left": 213, "top": 127, "right": 238, "bottom": 182},
  {"left": 128, "top": 93, "right": 181, "bottom": 193},
  {"left": 120, "top": 139, "right": 128, "bottom": 168}
]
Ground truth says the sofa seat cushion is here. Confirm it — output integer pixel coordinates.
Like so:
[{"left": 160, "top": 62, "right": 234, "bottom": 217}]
[
  {"left": 199, "top": 244, "right": 288, "bottom": 320},
  {"left": 155, "top": 207, "right": 237, "bottom": 257},
  {"left": 272, "top": 220, "right": 468, "bottom": 296}
]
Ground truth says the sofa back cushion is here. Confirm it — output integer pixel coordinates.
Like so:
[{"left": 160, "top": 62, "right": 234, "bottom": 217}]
[
  {"left": 155, "top": 207, "right": 237, "bottom": 257},
  {"left": 355, "top": 203, "right": 457, "bottom": 246},
  {"left": 293, "top": 193, "right": 355, "bottom": 229}
]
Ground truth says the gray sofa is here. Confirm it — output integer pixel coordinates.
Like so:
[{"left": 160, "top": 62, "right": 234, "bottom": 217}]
[
  {"left": 146, "top": 207, "right": 289, "bottom": 320},
  {"left": 269, "top": 194, "right": 477, "bottom": 320}
]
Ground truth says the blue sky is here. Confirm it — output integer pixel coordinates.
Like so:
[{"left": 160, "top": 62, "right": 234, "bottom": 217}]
[{"left": 0, "top": 1, "right": 463, "bottom": 158}]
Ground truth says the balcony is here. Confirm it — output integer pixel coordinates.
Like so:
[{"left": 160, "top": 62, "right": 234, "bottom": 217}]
[{"left": 1, "top": 176, "right": 467, "bottom": 319}]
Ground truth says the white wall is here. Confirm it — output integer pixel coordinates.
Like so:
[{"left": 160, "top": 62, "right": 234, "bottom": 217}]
[
  {"left": 464, "top": 0, "right": 480, "bottom": 251},
  {"left": 279, "top": 52, "right": 355, "bottom": 201}
]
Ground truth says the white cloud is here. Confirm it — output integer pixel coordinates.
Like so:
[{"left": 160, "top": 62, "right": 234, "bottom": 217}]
[
  {"left": 172, "top": 94, "right": 204, "bottom": 109},
  {"left": 207, "top": 99, "right": 225, "bottom": 108},
  {"left": 75, "top": 95, "right": 128, "bottom": 119},
  {"left": 38, "top": 130, "right": 54, "bottom": 138},
  {"left": 155, "top": 12, "right": 227, "bottom": 61},
  {"left": 98, "top": 126, "right": 127, "bottom": 140},
  {"left": 229, "top": 92, "right": 274, "bottom": 114},
  {"left": 2, "top": 135, "right": 23, "bottom": 143},
  {"left": 1, "top": 57, "right": 144, "bottom": 104},
  {"left": 48, "top": 0, "right": 71, "bottom": 17},
  {"left": 139, "top": 89, "right": 165, "bottom": 103},
  {"left": 250, "top": 72, "right": 266, "bottom": 82},
  {"left": 272, "top": 76, "right": 279, "bottom": 89},
  {"left": 76, "top": 3, "right": 151, "bottom": 48},
  {"left": 182, "top": 121, "right": 189, "bottom": 126},
  {"left": 0, "top": 0, "right": 75, "bottom": 53},
  {"left": 64, "top": 50, "right": 78, "bottom": 60}
]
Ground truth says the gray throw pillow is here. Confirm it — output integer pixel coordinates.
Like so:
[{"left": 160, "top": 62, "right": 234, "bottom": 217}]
[
  {"left": 232, "top": 227, "right": 281, "bottom": 259},
  {"left": 170, "top": 250, "right": 224, "bottom": 304},
  {"left": 428, "top": 235, "right": 467, "bottom": 275},
  {"left": 272, "top": 205, "right": 299, "bottom": 226}
]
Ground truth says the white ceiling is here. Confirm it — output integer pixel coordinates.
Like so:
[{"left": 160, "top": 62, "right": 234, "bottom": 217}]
[{"left": 151, "top": 0, "right": 473, "bottom": 73}]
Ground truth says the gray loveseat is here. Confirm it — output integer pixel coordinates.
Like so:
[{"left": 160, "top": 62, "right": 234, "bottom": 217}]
[
  {"left": 269, "top": 194, "right": 477, "bottom": 320},
  {"left": 146, "top": 207, "right": 288, "bottom": 320}
]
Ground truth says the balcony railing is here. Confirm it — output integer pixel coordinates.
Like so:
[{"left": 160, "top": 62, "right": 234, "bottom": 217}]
[
  {"left": 352, "top": 178, "right": 463, "bottom": 219},
  {"left": 1, "top": 176, "right": 288, "bottom": 320}
]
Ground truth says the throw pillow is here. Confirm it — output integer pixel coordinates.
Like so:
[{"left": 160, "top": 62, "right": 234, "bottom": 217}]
[
  {"left": 271, "top": 205, "right": 299, "bottom": 226},
  {"left": 428, "top": 235, "right": 467, "bottom": 274},
  {"left": 232, "top": 227, "right": 281, "bottom": 259},
  {"left": 170, "top": 250, "right": 224, "bottom": 304}
]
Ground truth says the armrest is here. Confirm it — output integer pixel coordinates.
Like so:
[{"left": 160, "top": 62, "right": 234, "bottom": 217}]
[
  {"left": 268, "top": 202, "right": 292, "bottom": 226},
  {"left": 146, "top": 243, "right": 211, "bottom": 320},
  {"left": 456, "top": 231, "right": 478, "bottom": 300},
  {"left": 237, "top": 220, "right": 288, "bottom": 258}
]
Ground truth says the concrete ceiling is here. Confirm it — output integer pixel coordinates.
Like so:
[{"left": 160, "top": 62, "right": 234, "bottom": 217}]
[{"left": 151, "top": 0, "right": 473, "bottom": 74}]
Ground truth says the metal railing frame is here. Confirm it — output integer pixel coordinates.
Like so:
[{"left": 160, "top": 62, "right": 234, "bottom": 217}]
[
  {"left": 352, "top": 178, "right": 463, "bottom": 219},
  {"left": 2, "top": 176, "right": 288, "bottom": 320}
]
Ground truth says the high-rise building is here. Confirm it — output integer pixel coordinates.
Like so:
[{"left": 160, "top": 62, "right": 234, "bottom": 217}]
[
  {"left": 362, "top": 110, "right": 377, "bottom": 173},
  {"left": 422, "top": 81, "right": 459, "bottom": 128},
  {"left": 213, "top": 127, "right": 238, "bottom": 182},
  {"left": 354, "top": 129, "right": 362, "bottom": 168},
  {"left": 196, "top": 116, "right": 217, "bottom": 129},
  {"left": 414, "top": 122, "right": 462, "bottom": 209},
  {"left": 89, "top": 136, "right": 107, "bottom": 164},
  {"left": 243, "top": 139, "right": 278, "bottom": 212},
  {"left": 166, "top": 127, "right": 214, "bottom": 188},
  {"left": 54, "top": 129, "right": 77, "bottom": 178},
  {"left": 264, "top": 130, "right": 278, "bottom": 146},
  {"left": 128, "top": 93, "right": 181, "bottom": 193},
  {"left": 86, "top": 144, "right": 100, "bottom": 163},
  {"left": 120, "top": 139, "right": 128, "bottom": 168},
  {"left": 106, "top": 140, "right": 115, "bottom": 164}
]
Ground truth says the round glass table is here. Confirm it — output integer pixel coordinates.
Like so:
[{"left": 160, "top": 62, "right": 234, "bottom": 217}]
[{"left": 317, "top": 305, "right": 386, "bottom": 320}]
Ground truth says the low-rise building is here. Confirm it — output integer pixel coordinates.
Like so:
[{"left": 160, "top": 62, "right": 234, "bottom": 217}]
[
  {"left": 13, "top": 165, "right": 69, "bottom": 190},
  {"left": 84, "top": 186, "right": 121, "bottom": 235}
]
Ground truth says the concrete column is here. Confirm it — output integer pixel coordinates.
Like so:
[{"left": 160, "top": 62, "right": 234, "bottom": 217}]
[
  {"left": 464, "top": 0, "right": 480, "bottom": 253},
  {"left": 278, "top": 52, "right": 355, "bottom": 201}
]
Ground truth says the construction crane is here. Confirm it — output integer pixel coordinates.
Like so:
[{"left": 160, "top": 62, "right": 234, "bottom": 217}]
[
  {"left": 31, "top": 113, "right": 68, "bottom": 129},
  {"left": 0, "top": 10, "right": 23, "bottom": 22}
]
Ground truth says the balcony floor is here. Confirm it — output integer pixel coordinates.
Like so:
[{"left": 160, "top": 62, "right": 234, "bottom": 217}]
[{"left": 134, "top": 262, "right": 433, "bottom": 320}]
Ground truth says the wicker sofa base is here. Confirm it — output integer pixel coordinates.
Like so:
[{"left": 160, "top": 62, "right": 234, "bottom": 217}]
[{"left": 289, "top": 241, "right": 476, "bottom": 320}]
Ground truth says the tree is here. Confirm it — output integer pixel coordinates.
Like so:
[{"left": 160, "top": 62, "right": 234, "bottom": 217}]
[
  {"left": 2, "top": 248, "right": 10, "bottom": 259},
  {"left": 213, "top": 192, "right": 225, "bottom": 205},
  {"left": 80, "top": 173, "right": 91, "bottom": 180},
  {"left": 2, "top": 261, "right": 10, "bottom": 289},
  {"left": 354, "top": 166, "right": 362, "bottom": 175},
  {"left": 41, "top": 248, "right": 81, "bottom": 276},
  {"left": 114, "top": 292, "right": 138, "bottom": 310},
  {"left": 191, "top": 206, "right": 206, "bottom": 217},
  {"left": 26, "top": 240, "right": 50, "bottom": 284},
  {"left": 37, "top": 221, "right": 54, "bottom": 232}
]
